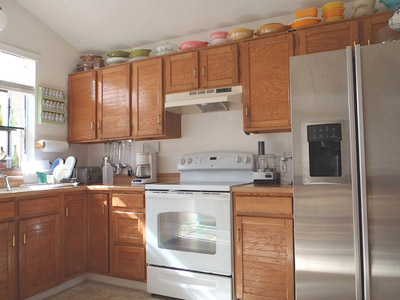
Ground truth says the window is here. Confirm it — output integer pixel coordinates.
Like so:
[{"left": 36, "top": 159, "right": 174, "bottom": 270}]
[{"left": 0, "top": 51, "right": 35, "bottom": 169}]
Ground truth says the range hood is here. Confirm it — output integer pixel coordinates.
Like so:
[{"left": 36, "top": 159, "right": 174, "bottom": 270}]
[{"left": 165, "top": 86, "right": 242, "bottom": 114}]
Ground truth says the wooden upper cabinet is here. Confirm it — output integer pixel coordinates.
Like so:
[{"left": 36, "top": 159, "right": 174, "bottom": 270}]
[
  {"left": 97, "top": 64, "right": 131, "bottom": 139},
  {"left": 200, "top": 44, "right": 239, "bottom": 88},
  {"left": 0, "top": 222, "right": 16, "bottom": 300},
  {"left": 235, "top": 216, "right": 294, "bottom": 300},
  {"left": 63, "top": 194, "right": 86, "bottom": 280},
  {"left": 241, "top": 33, "right": 293, "bottom": 133},
  {"left": 19, "top": 214, "right": 61, "bottom": 299},
  {"left": 132, "top": 58, "right": 163, "bottom": 137},
  {"left": 361, "top": 11, "right": 394, "bottom": 45},
  {"left": 164, "top": 51, "right": 199, "bottom": 93},
  {"left": 68, "top": 71, "right": 97, "bottom": 142},
  {"left": 295, "top": 20, "right": 359, "bottom": 55},
  {"left": 87, "top": 193, "right": 109, "bottom": 275}
]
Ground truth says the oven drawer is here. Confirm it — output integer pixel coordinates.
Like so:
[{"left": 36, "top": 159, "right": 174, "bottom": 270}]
[{"left": 235, "top": 195, "right": 292, "bottom": 216}]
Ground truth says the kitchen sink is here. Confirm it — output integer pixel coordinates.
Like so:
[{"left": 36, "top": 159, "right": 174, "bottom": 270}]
[{"left": 0, "top": 182, "right": 79, "bottom": 194}]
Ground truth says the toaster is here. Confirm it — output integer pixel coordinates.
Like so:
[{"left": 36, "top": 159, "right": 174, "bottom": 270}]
[{"left": 73, "top": 167, "right": 102, "bottom": 184}]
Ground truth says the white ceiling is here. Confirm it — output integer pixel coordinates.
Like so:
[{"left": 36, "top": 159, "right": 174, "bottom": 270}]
[{"left": 16, "top": 0, "right": 351, "bottom": 54}]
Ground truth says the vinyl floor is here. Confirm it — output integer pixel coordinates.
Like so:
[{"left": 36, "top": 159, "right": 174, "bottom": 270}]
[{"left": 46, "top": 281, "right": 175, "bottom": 300}]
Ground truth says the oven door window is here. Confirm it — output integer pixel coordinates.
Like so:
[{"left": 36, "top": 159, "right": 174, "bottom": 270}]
[{"left": 158, "top": 212, "right": 216, "bottom": 255}]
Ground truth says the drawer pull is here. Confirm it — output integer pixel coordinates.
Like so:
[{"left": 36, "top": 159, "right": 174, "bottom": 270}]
[
  {"left": 23, "top": 233, "right": 26, "bottom": 245},
  {"left": 12, "top": 234, "right": 16, "bottom": 247},
  {"left": 202, "top": 67, "right": 206, "bottom": 77},
  {"left": 193, "top": 68, "right": 196, "bottom": 78},
  {"left": 65, "top": 206, "right": 69, "bottom": 217}
]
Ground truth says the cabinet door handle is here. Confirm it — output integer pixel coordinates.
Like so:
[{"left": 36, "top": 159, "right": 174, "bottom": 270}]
[
  {"left": 12, "top": 234, "right": 16, "bottom": 247},
  {"left": 202, "top": 67, "right": 206, "bottom": 77},
  {"left": 65, "top": 206, "right": 69, "bottom": 217},
  {"left": 102, "top": 204, "right": 106, "bottom": 215},
  {"left": 193, "top": 68, "right": 196, "bottom": 78},
  {"left": 245, "top": 106, "right": 249, "bottom": 117},
  {"left": 237, "top": 228, "right": 241, "bottom": 242},
  {"left": 90, "top": 121, "right": 94, "bottom": 130},
  {"left": 367, "top": 39, "right": 371, "bottom": 45},
  {"left": 97, "top": 121, "right": 101, "bottom": 130},
  {"left": 158, "top": 115, "right": 161, "bottom": 125},
  {"left": 23, "top": 233, "right": 26, "bottom": 245}
]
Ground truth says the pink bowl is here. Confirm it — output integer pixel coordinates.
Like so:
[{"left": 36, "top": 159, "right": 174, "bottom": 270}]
[
  {"left": 179, "top": 41, "right": 209, "bottom": 51},
  {"left": 210, "top": 31, "right": 228, "bottom": 40}
]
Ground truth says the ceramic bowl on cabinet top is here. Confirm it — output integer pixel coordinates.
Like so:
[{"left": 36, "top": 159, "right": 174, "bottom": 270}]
[
  {"left": 209, "top": 38, "right": 229, "bottom": 46},
  {"left": 156, "top": 43, "right": 178, "bottom": 53},
  {"left": 322, "top": 1, "right": 345, "bottom": 11},
  {"left": 255, "top": 23, "right": 290, "bottom": 36},
  {"left": 290, "top": 17, "right": 322, "bottom": 29},
  {"left": 179, "top": 41, "right": 209, "bottom": 51},
  {"left": 210, "top": 31, "right": 228, "bottom": 40},
  {"left": 129, "top": 49, "right": 152, "bottom": 58},
  {"left": 296, "top": 7, "right": 319, "bottom": 19},
  {"left": 107, "top": 51, "right": 130, "bottom": 58},
  {"left": 228, "top": 28, "right": 254, "bottom": 41},
  {"left": 379, "top": 0, "right": 400, "bottom": 10}
]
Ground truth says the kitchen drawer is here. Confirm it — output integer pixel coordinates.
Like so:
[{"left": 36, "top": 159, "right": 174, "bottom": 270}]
[
  {"left": 112, "top": 193, "right": 144, "bottom": 209},
  {"left": 18, "top": 196, "right": 60, "bottom": 218},
  {"left": 235, "top": 195, "right": 292, "bottom": 216},
  {"left": 0, "top": 201, "right": 14, "bottom": 220}
]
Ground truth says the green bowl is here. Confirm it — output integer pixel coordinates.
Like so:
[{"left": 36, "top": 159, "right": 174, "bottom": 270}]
[
  {"left": 129, "top": 49, "right": 152, "bottom": 58},
  {"left": 107, "top": 51, "right": 130, "bottom": 58}
]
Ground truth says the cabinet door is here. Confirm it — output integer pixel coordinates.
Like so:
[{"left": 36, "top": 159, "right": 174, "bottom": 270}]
[
  {"left": 241, "top": 33, "right": 293, "bottom": 133},
  {"left": 295, "top": 20, "right": 359, "bottom": 55},
  {"left": 164, "top": 51, "right": 199, "bottom": 93},
  {"left": 63, "top": 194, "right": 86, "bottom": 280},
  {"left": 110, "top": 210, "right": 145, "bottom": 280},
  {"left": 87, "top": 193, "right": 109, "bottom": 274},
  {"left": 361, "top": 11, "right": 395, "bottom": 45},
  {"left": 19, "top": 214, "right": 60, "bottom": 299},
  {"left": 235, "top": 216, "right": 294, "bottom": 300},
  {"left": 0, "top": 222, "right": 16, "bottom": 300},
  {"left": 132, "top": 58, "right": 163, "bottom": 137},
  {"left": 68, "top": 71, "right": 97, "bottom": 142},
  {"left": 200, "top": 44, "right": 239, "bottom": 88},
  {"left": 97, "top": 64, "right": 131, "bottom": 139}
]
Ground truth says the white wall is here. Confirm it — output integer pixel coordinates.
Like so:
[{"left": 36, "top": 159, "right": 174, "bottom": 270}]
[
  {"left": 0, "top": 0, "right": 88, "bottom": 166},
  {"left": 87, "top": 111, "right": 292, "bottom": 173}
]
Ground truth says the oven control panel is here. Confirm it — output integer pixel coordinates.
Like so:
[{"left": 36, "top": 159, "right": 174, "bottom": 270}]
[{"left": 178, "top": 152, "right": 254, "bottom": 171}]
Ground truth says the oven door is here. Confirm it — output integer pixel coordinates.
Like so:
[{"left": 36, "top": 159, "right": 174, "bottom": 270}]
[{"left": 145, "top": 191, "right": 232, "bottom": 276}]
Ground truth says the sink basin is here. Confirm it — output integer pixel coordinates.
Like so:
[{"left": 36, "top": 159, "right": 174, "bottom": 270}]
[{"left": 0, "top": 182, "right": 79, "bottom": 194}]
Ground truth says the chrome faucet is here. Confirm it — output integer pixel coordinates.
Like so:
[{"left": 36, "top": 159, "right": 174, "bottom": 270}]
[{"left": 0, "top": 173, "right": 11, "bottom": 191}]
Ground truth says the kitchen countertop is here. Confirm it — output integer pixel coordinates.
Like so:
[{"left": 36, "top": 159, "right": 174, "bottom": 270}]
[{"left": 232, "top": 183, "right": 293, "bottom": 195}]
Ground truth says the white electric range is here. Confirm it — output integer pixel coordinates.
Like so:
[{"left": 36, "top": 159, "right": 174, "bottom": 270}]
[{"left": 145, "top": 152, "right": 254, "bottom": 300}]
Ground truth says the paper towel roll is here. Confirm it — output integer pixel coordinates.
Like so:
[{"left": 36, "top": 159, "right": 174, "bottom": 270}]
[{"left": 38, "top": 140, "right": 69, "bottom": 152}]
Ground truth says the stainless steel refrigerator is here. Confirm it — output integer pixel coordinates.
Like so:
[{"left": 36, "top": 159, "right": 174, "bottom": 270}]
[{"left": 291, "top": 40, "right": 400, "bottom": 300}]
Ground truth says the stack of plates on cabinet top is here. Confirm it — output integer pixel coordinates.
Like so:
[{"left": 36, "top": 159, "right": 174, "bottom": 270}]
[
  {"left": 128, "top": 49, "right": 152, "bottom": 62},
  {"left": 155, "top": 43, "right": 178, "bottom": 56},
  {"left": 209, "top": 31, "right": 229, "bottom": 46},
  {"left": 106, "top": 51, "right": 130, "bottom": 65}
]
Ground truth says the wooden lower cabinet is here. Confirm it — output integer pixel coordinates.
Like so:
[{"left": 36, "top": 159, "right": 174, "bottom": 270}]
[
  {"left": 87, "top": 193, "right": 109, "bottom": 274},
  {"left": 110, "top": 193, "right": 146, "bottom": 281},
  {"left": 19, "top": 214, "right": 61, "bottom": 299},
  {"left": 63, "top": 193, "right": 86, "bottom": 280},
  {"left": 0, "top": 221, "right": 17, "bottom": 300},
  {"left": 235, "top": 216, "right": 294, "bottom": 300}
]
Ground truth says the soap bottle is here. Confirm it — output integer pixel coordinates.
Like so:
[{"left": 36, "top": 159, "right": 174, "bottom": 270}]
[
  {"left": 11, "top": 145, "right": 19, "bottom": 168},
  {"left": 102, "top": 157, "right": 113, "bottom": 185}
]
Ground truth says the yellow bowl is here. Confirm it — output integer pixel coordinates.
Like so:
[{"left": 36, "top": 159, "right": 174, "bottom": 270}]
[
  {"left": 296, "top": 7, "right": 318, "bottom": 19},
  {"left": 290, "top": 18, "right": 322, "bottom": 29},
  {"left": 255, "top": 23, "right": 290, "bottom": 36},
  {"left": 323, "top": 7, "right": 345, "bottom": 18},
  {"left": 322, "top": 2, "right": 344, "bottom": 12},
  {"left": 228, "top": 28, "right": 254, "bottom": 41},
  {"left": 324, "top": 15, "right": 345, "bottom": 23}
]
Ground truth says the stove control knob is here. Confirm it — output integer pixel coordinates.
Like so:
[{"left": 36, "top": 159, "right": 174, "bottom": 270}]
[
  {"left": 245, "top": 156, "right": 251, "bottom": 164},
  {"left": 235, "top": 156, "right": 242, "bottom": 163},
  {"left": 180, "top": 158, "right": 186, "bottom": 165},
  {"left": 188, "top": 158, "right": 193, "bottom": 164}
]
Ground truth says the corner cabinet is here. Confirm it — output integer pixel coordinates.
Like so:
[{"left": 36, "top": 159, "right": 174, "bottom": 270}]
[
  {"left": 234, "top": 191, "right": 294, "bottom": 300},
  {"left": 240, "top": 33, "right": 293, "bottom": 133},
  {"left": 97, "top": 64, "right": 131, "bottom": 140},
  {"left": 68, "top": 70, "right": 97, "bottom": 142}
]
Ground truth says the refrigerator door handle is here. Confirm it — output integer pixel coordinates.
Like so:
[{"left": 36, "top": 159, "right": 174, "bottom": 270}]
[
  {"left": 346, "top": 45, "right": 363, "bottom": 300},
  {"left": 354, "top": 44, "right": 371, "bottom": 300}
]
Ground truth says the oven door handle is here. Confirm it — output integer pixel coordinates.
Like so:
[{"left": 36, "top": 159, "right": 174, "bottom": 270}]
[{"left": 145, "top": 191, "right": 230, "bottom": 198}]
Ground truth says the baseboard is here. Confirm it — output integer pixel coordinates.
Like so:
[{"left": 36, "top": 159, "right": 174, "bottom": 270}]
[
  {"left": 87, "top": 273, "right": 147, "bottom": 292},
  {"left": 25, "top": 274, "right": 88, "bottom": 300}
]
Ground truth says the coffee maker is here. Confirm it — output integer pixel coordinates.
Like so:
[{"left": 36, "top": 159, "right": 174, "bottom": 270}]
[
  {"left": 131, "top": 152, "right": 157, "bottom": 184},
  {"left": 253, "top": 141, "right": 280, "bottom": 184}
]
